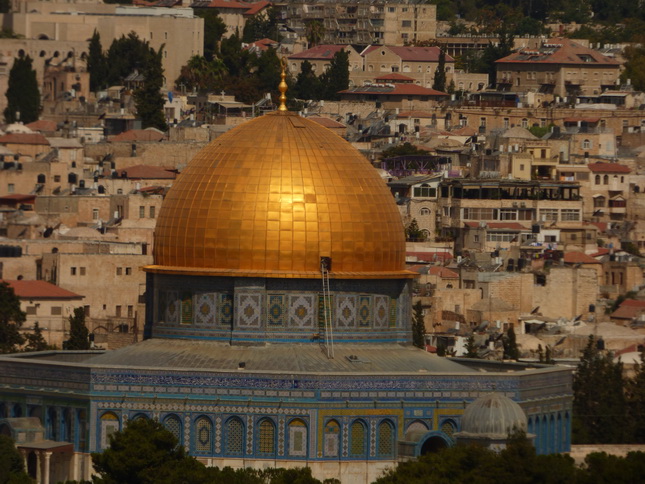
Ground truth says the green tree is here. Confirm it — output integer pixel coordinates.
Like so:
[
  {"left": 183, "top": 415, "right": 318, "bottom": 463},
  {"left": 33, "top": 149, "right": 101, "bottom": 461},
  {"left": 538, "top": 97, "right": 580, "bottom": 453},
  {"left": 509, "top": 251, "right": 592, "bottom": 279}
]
[
  {"left": 105, "top": 32, "right": 155, "bottom": 87},
  {"left": 195, "top": 9, "right": 227, "bottom": 62},
  {"left": 432, "top": 46, "right": 447, "bottom": 92},
  {"left": 0, "top": 435, "right": 31, "bottom": 484},
  {"left": 66, "top": 307, "right": 90, "bottom": 350},
  {"left": 293, "top": 60, "right": 322, "bottom": 101},
  {"left": 4, "top": 54, "right": 40, "bottom": 123},
  {"left": 24, "top": 322, "right": 50, "bottom": 352},
  {"left": 380, "top": 142, "right": 428, "bottom": 160},
  {"left": 626, "top": 349, "right": 645, "bottom": 443},
  {"left": 305, "top": 20, "right": 325, "bottom": 48},
  {"left": 92, "top": 418, "right": 210, "bottom": 484},
  {"left": 134, "top": 47, "right": 168, "bottom": 131},
  {"left": 412, "top": 301, "right": 426, "bottom": 349},
  {"left": 242, "top": 7, "right": 281, "bottom": 43},
  {"left": 465, "top": 335, "right": 478, "bottom": 358},
  {"left": 502, "top": 326, "right": 519, "bottom": 360},
  {"left": 573, "top": 336, "right": 627, "bottom": 444},
  {"left": 320, "top": 50, "right": 349, "bottom": 100},
  {"left": 254, "top": 47, "right": 282, "bottom": 98},
  {"left": 175, "top": 55, "right": 225, "bottom": 93},
  {"left": 87, "top": 30, "right": 108, "bottom": 92},
  {"left": 0, "top": 281, "right": 26, "bottom": 354},
  {"left": 405, "top": 219, "right": 426, "bottom": 242}
]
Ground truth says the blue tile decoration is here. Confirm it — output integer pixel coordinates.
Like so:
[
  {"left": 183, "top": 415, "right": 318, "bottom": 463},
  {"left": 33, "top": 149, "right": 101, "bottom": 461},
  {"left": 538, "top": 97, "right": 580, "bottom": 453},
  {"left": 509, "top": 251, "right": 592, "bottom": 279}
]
[
  {"left": 181, "top": 292, "right": 193, "bottom": 325},
  {"left": 219, "top": 294, "right": 233, "bottom": 327},
  {"left": 336, "top": 295, "right": 357, "bottom": 328},
  {"left": 374, "top": 296, "right": 388, "bottom": 328},
  {"left": 194, "top": 293, "right": 216, "bottom": 326},
  {"left": 288, "top": 295, "right": 315, "bottom": 328},
  {"left": 166, "top": 291, "right": 179, "bottom": 325},
  {"left": 267, "top": 295, "right": 286, "bottom": 327},
  {"left": 236, "top": 294, "right": 262, "bottom": 328},
  {"left": 358, "top": 296, "right": 371, "bottom": 327}
]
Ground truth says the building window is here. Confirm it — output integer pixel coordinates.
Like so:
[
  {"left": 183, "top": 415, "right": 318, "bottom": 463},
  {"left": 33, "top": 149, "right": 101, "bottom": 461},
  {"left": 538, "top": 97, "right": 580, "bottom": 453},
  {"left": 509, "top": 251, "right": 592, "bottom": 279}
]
[
  {"left": 350, "top": 420, "right": 367, "bottom": 457},
  {"left": 595, "top": 175, "right": 601, "bottom": 184},
  {"left": 70, "top": 267, "right": 77, "bottom": 275},
  {"left": 288, "top": 419, "right": 307, "bottom": 457},
  {"left": 324, "top": 420, "right": 340, "bottom": 457},
  {"left": 603, "top": 175, "right": 609, "bottom": 185},
  {"left": 194, "top": 416, "right": 213, "bottom": 454},
  {"left": 127, "top": 305, "right": 134, "bottom": 318},
  {"left": 441, "top": 420, "right": 456, "bottom": 439},
  {"left": 116, "top": 305, "right": 122, "bottom": 317},
  {"left": 149, "top": 206, "right": 156, "bottom": 218},
  {"left": 594, "top": 196, "right": 605, "bottom": 208},
  {"left": 100, "top": 413, "right": 120, "bottom": 450},
  {"left": 92, "top": 208, "right": 99, "bottom": 220},
  {"left": 561, "top": 209, "right": 580, "bottom": 221},
  {"left": 503, "top": 118, "right": 510, "bottom": 129},
  {"left": 26, "top": 306, "right": 37, "bottom": 315},
  {"left": 257, "top": 419, "right": 275, "bottom": 455},
  {"left": 582, "top": 139, "right": 591, "bottom": 149},
  {"left": 480, "top": 117, "right": 487, "bottom": 128},
  {"left": 80, "top": 267, "right": 86, "bottom": 276},
  {"left": 521, "top": 119, "right": 528, "bottom": 128},
  {"left": 51, "top": 306, "right": 62, "bottom": 316},
  {"left": 225, "top": 418, "right": 244, "bottom": 456},
  {"left": 413, "top": 185, "right": 436, "bottom": 197},
  {"left": 539, "top": 209, "right": 558, "bottom": 222},
  {"left": 116, "top": 267, "right": 123, "bottom": 276},
  {"left": 420, "top": 208, "right": 431, "bottom": 216},
  {"left": 125, "top": 267, "right": 132, "bottom": 276},
  {"left": 402, "top": 20, "right": 411, "bottom": 27},
  {"left": 139, "top": 206, "right": 145, "bottom": 218},
  {"left": 54, "top": 175, "right": 61, "bottom": 182},
  {"left": 8, "top": 184, "right": 14, "bottom": 193},
  {"left": 499, "top": 209, "right": 518, "bottom": 221},
  {"left": 377, "top": 420, "right": 394, "bottom": 457},
  {"left": 163, "top": 415, "right": 182, "bottom": 443}
]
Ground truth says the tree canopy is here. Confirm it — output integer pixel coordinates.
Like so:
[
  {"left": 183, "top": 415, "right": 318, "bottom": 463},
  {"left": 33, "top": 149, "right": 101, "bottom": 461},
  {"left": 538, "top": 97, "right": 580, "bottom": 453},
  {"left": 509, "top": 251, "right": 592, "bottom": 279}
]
[
  {"left": 66, "top": 307, "right": 90, "bottom": 350},
  {"left": 4, "top": 54, "right": 40, "bottom": 123},
  {"left": 134, "top": 46, "right": 168, "bottom": 131},
  {"left": 320, "top": 50, "right": 350, "bottom": 101},
  {"left": 412, "top": 301, "right": 426, "bottom": 349},
  {"left": 0, "top": 281, "right": 26, "bottom": 354},
  {"left": 0, "top": 435, "right": 31, "bottom": 484}
]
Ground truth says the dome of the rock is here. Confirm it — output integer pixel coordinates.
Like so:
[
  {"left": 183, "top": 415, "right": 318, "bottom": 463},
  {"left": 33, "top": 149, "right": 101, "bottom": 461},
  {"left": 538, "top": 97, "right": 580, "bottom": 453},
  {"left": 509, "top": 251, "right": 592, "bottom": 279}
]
[{"left": 149, "top": 111, "right": 407, "bottom": 278}]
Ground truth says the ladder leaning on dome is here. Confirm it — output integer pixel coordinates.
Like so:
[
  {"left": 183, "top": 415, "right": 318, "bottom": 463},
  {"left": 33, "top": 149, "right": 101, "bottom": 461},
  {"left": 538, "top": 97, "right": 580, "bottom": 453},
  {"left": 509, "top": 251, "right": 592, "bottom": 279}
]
[{"left": 320, "top": 257, "right": 334, "bottom": 359}]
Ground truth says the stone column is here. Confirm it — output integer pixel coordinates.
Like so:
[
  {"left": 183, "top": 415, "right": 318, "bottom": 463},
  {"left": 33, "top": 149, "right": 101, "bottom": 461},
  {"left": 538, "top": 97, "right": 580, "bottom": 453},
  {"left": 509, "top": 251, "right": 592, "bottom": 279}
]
[{"left": 41, "top": 450, "right": 52, "bottom": 484}]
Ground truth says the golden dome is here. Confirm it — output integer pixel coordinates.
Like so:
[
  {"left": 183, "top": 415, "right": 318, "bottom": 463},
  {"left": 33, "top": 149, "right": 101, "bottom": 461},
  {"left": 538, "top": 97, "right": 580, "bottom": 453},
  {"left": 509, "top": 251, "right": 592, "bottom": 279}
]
[{"left": 146, "top": 111, "right": 410, "bottom": 279}]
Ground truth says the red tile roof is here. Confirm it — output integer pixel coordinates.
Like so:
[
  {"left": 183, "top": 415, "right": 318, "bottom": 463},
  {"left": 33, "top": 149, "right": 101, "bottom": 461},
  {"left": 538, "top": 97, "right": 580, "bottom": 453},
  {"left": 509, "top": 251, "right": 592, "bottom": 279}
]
[
  {"left": 590, "top": 247, "right": 610, "bottom": 257},
  {"left": 587, "top": 162, "right": 631, "bottom": 174},
  {"left": 196, "top": 0, "right": 249, "bottom": 10},
  {"left": 110, "top": 129, "right": 165, "bottom": 142},
  {"left": 0, "top": 133, "right": 49, "bottom": 145},
  {"left": 611, "top": 299, "right": 645, "bottom": 320},
  {"left": 119, "top": 165, "right": 176, "bottom": 179},
  {"left": 2, "top": 280, "right": 83, "bottom": 300},
  {"left": 374, "top": 73, "right": 415, "bottom": 82},
  {"left": 26, "top": 120, "right": 58, "bottom": 132},
  {"left": 496, "top": 38, "right": 620, "bottom": 66},
  {"left": 427, "top": 266, "right": 459, "bottom": 278},
  {"left": 243, "top": 0, "right": 270, "bottom": 15},
  {"left": 563, "top": 251, "right": 601, "bottom": 264},
  {"left": 245, "top": 38, "right": 278, "bottom": 51},
  {"left": 288, "top": 45, "right": 349, "bottom": 60}
]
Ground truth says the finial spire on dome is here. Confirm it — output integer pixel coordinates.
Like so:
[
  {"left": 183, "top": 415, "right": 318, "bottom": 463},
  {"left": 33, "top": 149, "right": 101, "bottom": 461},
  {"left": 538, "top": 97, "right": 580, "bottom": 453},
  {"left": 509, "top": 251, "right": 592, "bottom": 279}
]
[{"left": 278, "top": 57, "right": 288, "bottom": 112}]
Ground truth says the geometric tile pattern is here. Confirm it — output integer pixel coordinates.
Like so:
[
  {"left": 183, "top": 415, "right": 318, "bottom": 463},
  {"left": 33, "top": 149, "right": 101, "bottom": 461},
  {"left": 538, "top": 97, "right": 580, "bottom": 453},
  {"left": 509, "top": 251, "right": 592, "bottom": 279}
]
[
  {"left": 288, "top": 295, "right": 316, "bottom": 328},
  {"left": 278, "top": 415, "right": 285, "bottom": 456},
  {"left": 349, "top": 420, "right": 366, "bottom": 457},
  {"left": 215, "top": 416, "right": 222, "bottom": 454},
  {"left": 370, "top": 419, "right": 377, "bottom": 457},
  {"left": 373, "top": 296, "right": 389, "bottom": 328},
  {"left": 236, "top": 294, "right": 262, "bottom": 328},
  {"left": 358, "top": 296, "right": 371, "bottom": 327},
  {"left": 165, "top": 290, "right": 179, "bottom": 325},
  {"left": 288, "top": 419, "right": 307, "bottom": 457},
  {"left": 195, "top": 416, "right": 212, "bottom": 453},
  {"left": 324, "top": 420, "right": 340, "bottom": 458},
  {"left": 377, "top": 421, "right": 394, "bottom": 457},
  {"left": 389, "top": 298, "right": 397, "bottom": 328},
  {"left": 267, "top": 295, "right": 286, "bottom": 327},
  {"left": 180, "top": 292, "right": 193, "bottom": 325},
  {"left": 218, "top": 293, "right": 233, "bottom": 327},
  {"left": 336, "top": 295, "right": 357, "bottom": 328},
  {"left": 318, "top": 294, "right": 333, "bottom": 332},
  {"left": 194, "top": 293, "right": 216, "bottom": 326},
  {"left": 246, "top": 415, "right": 254, "bottom": 455}
]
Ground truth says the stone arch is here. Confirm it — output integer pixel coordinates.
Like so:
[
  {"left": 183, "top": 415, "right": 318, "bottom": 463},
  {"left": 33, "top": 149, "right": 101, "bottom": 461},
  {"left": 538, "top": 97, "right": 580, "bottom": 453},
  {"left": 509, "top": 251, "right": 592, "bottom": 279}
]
[
  {"left": 349, "top": 419, "right": 368, "bottom": 458},
  {"left": 418, "top": 431, "right": 451, "bottom": 455}
]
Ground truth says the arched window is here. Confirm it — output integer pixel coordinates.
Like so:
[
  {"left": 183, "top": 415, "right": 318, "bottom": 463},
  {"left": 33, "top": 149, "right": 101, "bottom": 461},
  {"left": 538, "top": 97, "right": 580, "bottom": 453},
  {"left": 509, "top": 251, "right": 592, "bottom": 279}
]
[
  {"left": 12, "top": 403, "right": 22, "bottom": 418},
  {"left": 225, "top": 417, "right": 245, "bottom": 456},
  {"left": 603, "top": 175, "right": 609, "bottom": 185},
  {"left": 131, "top": 413, "right": 149, "bottom": 421},
  {"left": 78, "top": 409, "right": 88, "bottom": 452},
  {"left": 257, "top": 419, "right": 276, "bottom": 456},
  {"left": 593, "top": 196, "right": 605, "bottom": 208},
  {"left": 37, "top": 174, "right": 46, "bottom": 184},
  {"left": 377, "top": 420, "right": 395, "bottom": 458},
  {"left": 63, "top": 408, "right": 73, "bottom": 443},
  {"left": 521, "top": 118, "right": 528, "bottom": 128},
  {"left": 163, "top": 414, "right": 182, "bottom": 444},
  {"left": 324, "top": 419, "right": 340, "bottom": 457},
  {"left": 440, "top": 419, "right": 456, "bottom": 440},
  {"left": 349, "top": 420, "right": 367, "bottom": 457},
  {"left": 582, "top": 139, "right": 591, "bottom": 149},
  {"left": 288, "top": 419, "right": 307, "bottom": 457},
  {"left": 100, "top": 412, "right": 119, "bottom": 450},
  {"left": 194, "top": 416, "right": 213, "bottom": 455},
  {"left": 420, "top": 208, "right": 430, "bottom": 215},
  {"left": 47, "top": 408, "right": 58, "bottom": 441},
  {"left": 595, "top": 174, "right": 601, "bottom": 184}
]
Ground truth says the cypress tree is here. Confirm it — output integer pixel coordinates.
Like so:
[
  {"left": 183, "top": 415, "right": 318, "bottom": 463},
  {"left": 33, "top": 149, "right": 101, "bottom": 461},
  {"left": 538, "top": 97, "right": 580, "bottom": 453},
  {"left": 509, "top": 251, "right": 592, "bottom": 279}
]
[
  {"left": 0, "top": 281, "right": 26, "bottom": 353},
  {"left": 134, "top": 47, "right": 168, "bottom": 131},
  {"left": 87, "top": 30, "right": 108, "bottom": 92},
  {"left": 320, "top": 50, "right": 349, "bottom": 101},
  {"left": 432, "top": 45, "right": 447, "bottom": 92},
  {"left": 412, "top": 300, "right": 426, "bottom": 349},
  {"left": 503, "top": 326, "right": 519, "bottom": 360},
  {"left": 24, "top": 322, "right": 50, "bottom": 352},
  {"left": 4, "top": 54, "right": 40, "bottom": 123},
  {"left": 67, "top": 307, "right": 90, "bottom": 350}
]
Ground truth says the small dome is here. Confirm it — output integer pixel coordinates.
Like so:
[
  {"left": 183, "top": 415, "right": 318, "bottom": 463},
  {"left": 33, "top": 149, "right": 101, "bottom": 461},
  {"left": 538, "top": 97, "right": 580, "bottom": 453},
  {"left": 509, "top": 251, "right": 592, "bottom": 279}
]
[{"left": 459, "top": 393, "right": 527, "bottom": 438}]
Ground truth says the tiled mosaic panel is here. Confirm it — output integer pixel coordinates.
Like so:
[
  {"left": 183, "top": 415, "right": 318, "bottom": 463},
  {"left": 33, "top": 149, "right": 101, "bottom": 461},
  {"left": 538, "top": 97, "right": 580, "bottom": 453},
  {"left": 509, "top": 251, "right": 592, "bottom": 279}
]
[
  {"left": 236, "top": 294, "right": 262, "bottom": 328},
  {"left": 165, "top": 290, "right": 179, "bottom": 324},
  {"left": 289, "top": 421, "right": 307, "bottom": 456},
  {"left": 389, "top": 299, "right": 397, "bottom": 328},
  {"left": 374, "top": 296, "right": 389, "bottom": 328},
  {"left": 288, "top": 295, "right": 315, "bottom": 328},
  {"left": 194, "top": 293, "right": 216, "bottom": 325},
  {"left": 195, "top": 417, "right": 212, "bottom": 453},
  {"left": 318, "top": 295, "right": 333, "bottom": 331},
  {"left": 324, "top": 420, "right": 340, "bottom": 457},
  {"left": 267, "top": 295, "right": 286, "bottom": 327},
  {"left": 181, "top": 293, "right": 193, "bottom": 325},
  {"left": 218, "top": 293, "right": 233, "bottom": 327},
  {"left": 358, "top": 296, "right": 371, "bottom": 327},
  {"left": 336, "top": 295, "right": 357, "bottom": 328}
]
